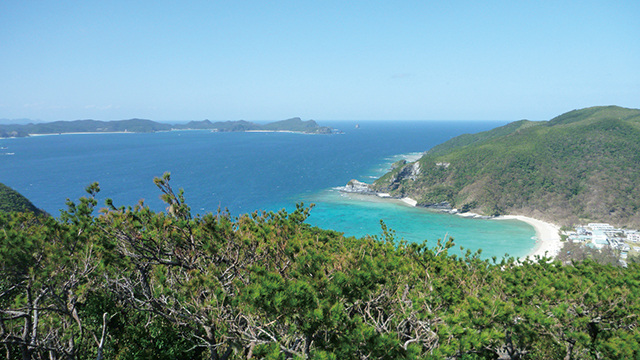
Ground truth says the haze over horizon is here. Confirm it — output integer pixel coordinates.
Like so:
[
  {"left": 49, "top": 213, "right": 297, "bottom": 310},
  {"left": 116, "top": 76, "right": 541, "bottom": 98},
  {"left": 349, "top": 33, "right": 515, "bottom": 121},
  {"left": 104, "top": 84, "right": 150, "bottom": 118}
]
[{"left": 1, "top": 1, "right": 638, "bottom": 122}]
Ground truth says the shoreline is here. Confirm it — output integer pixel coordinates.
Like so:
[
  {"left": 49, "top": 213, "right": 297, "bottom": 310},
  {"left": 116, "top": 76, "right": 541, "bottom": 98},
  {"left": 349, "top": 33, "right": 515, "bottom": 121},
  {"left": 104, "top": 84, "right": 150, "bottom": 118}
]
[
  {"left": 26, "top": 129, "right": 328, "bottom": 137},
  {"left": 493, "top": 215, "right": 561, "bottom": 260},
  {"left": 245, "top": 130, "right": 330, "bottom": 135},
  {"left": 408, "top": 199, "right": 562, "bottom": 260},
  {"left": 28, "top": 131, "right": 138, "bottom": 136},
  {"left": 340, "top": 191, "right": 561, "bottom": 260}
]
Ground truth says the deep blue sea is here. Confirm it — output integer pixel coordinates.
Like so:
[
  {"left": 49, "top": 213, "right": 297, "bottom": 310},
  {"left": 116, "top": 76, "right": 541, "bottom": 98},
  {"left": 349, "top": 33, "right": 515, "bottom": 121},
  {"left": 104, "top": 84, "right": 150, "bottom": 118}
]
[{"left": 1, "top": 121, "right": 536, "bottom": 258}]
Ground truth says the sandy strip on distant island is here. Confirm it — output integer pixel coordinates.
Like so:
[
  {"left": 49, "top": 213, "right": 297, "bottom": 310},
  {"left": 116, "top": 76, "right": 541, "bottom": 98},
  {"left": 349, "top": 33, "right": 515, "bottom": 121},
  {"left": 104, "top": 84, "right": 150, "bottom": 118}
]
[
  {"left": 28, "top": 131, "right": 137, "bottom": 136},
  {"left": 246, "top": 130, "right": 317, "bottom": 134},
  {"left": 493, "top": 215, "right": 562, "bottom": 260}
]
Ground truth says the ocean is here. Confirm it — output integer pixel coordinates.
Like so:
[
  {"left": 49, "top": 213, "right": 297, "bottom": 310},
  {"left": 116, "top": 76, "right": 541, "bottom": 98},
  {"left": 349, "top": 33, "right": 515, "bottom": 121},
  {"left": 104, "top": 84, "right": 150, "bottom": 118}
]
[{"left": 0, "top": 121, "right": 536, "bottom": 259}]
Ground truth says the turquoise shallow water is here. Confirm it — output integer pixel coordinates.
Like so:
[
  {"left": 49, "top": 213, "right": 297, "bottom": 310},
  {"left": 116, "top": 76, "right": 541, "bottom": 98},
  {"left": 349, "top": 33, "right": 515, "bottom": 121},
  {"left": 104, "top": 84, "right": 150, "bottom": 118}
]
[
  {"left": 265, "top": 150, "right": 536, "bottom": 259},
  {"left": 294, "top": 150, "right": 536, "bottom": 259},
  {"left": 302, "top": 189, "right": 536, "bottom": 259},
  {"left": 0, "top": 120, "right": 536, "bottom": 259}
]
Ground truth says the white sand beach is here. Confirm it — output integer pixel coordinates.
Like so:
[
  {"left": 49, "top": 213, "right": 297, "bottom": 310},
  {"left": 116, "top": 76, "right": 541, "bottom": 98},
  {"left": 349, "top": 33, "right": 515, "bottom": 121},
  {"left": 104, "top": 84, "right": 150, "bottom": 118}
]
[
  {"left": 400, "top": 197, "right": 418, "bottom": 206},
  {"left": 245, "top": 130, "right": 318, "bottom": 134},
  {"left": 28, "top": 131, "right": 136, "bottom": 136},
  {"left": 494, "top": 215, "right": 562, "bottom": 260}
]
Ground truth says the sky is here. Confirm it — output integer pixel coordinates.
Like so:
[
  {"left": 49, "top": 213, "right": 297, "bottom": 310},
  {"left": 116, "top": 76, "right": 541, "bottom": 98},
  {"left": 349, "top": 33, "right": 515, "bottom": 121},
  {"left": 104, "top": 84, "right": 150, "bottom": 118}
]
[{"left": 1, "top": 1, "right": 638, "bottom": 121}]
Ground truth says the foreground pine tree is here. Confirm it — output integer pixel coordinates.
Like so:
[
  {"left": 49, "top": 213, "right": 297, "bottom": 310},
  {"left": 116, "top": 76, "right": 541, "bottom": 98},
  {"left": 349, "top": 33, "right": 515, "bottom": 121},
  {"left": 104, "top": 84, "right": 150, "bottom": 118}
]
[{"left": 1, "top": 174, "right": 639, "bottom": 359}]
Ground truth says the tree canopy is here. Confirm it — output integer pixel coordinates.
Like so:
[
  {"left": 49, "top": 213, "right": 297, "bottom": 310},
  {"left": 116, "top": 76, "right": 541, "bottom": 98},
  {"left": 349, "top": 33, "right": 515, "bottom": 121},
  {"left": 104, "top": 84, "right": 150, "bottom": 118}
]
[
  {"left": 1, "top": 175, "right": 639, "bottom": 359},
  {"left": 0, "top": 182, "right": 43, "bottom": 214}
]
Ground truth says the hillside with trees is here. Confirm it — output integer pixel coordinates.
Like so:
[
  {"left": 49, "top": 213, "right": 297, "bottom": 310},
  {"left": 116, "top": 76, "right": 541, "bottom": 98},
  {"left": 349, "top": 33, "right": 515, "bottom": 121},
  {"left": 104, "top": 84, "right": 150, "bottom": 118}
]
[
  {"left": 373, "top": 106, "right": 640, "bottom": 227},
  {"left": 174, "top": 119, "right": 263, "bottom": 132},
  {"left": 0, "top": 182, "right": 43, "bottom": 214},
  {"left": 1, "top": 117, "right": 335, "bottom": 137},
  {"left": 1, "top": 175, "right": 639, "bottom": 359},
  {"left": 260, "top": 118, "right": 333, "bottom": 133},
  {"left": 175, "top": 117, "right": 333, "bottom": 133},
  {"left": 0, "top": 119, "right": 172, "bottom": 135}
]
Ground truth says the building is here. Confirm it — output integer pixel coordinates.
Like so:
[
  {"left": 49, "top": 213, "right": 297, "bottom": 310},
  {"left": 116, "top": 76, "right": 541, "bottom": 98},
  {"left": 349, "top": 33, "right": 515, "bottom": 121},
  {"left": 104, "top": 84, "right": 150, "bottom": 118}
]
[
  {"left": 588, "top": 223, "right": 614, "bottom": 231},
  {"left": 591, "top": 230, "right": 609, "bottom": 249}
]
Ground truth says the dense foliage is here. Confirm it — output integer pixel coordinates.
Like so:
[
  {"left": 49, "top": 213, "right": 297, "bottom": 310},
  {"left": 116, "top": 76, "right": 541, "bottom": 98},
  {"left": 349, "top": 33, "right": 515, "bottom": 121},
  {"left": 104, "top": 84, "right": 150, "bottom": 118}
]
[
  {"left": 2, "top": 175, "right": 639, "bottom": 359},
  {"left": 0, "top": 182, "right": 43, "bottom": 214},
  {"left": 373, "top": 106, "right": 640, "bottom": 227}
]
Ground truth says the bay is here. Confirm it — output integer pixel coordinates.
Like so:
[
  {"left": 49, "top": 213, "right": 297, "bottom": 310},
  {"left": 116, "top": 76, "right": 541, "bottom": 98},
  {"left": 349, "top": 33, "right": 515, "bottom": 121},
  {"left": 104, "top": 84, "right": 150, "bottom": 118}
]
[{"left": 0, "top": 120, "right": 536, "bottom": 258}]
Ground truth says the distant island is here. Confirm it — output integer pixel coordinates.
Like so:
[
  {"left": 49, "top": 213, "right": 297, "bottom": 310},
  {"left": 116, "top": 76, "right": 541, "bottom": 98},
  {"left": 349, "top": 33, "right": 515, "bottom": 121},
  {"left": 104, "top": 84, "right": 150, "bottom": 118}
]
[
  {"left": 347, "top": 106, "right": 640, "bottom": 228},
  {"left": 176, "top": 117, "right": 336, "bottom": 134},
  {"left": 0, "top": 117, "right": 337, "bottom": 137}
]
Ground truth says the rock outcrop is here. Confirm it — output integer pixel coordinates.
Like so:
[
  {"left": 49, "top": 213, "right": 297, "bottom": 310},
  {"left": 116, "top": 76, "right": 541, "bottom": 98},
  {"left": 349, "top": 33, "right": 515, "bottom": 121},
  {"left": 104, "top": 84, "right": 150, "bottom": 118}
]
[
  {"left": 382, "top": 161, "right": 421, "bottom": 191},
  {"left": 341, "top": 179, "right": 375, "bottom": 194}
]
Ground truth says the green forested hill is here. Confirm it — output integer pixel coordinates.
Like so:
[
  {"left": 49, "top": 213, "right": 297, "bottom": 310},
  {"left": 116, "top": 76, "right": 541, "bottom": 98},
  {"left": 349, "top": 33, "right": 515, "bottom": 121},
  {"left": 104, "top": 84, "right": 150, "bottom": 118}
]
[
  {"left": 373, "top": 106, "right": 640, "bottom": 227},
  {"left": 425, "top": 119, "right": 545, "bottom": 156},
  {"left": 1, "top": 177, "right": 639, "bottom": 359},
  {"left": 261, "top": 117, "right": 333, "bottom": 133},
  {"left": 0, "top": 182, "right": 42, "bottom": 214},
  {"left": 173, "top": 119, "right": 263, "bottom": 131},
  {"left": 174, "top": 118, "right": 332, "bottom": 133},
  {"left": 1, "top": 117, "right": 334, "bottom": 136},
  {"left": 0, "top": 119, "right": 172, "bottom": 135}
]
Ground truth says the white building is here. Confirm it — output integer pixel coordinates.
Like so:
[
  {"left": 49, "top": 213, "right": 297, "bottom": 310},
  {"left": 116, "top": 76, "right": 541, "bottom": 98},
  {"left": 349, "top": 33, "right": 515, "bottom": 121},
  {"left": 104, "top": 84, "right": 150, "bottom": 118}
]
[
  {"left": 591, "top": 230, "right": 609, "bottom": 249},
  {"left": 628, "top": 233, "right": 640, "bottom": 242},
  {"left": 588, "top": 223, "right": 614, "bottom": 231}
]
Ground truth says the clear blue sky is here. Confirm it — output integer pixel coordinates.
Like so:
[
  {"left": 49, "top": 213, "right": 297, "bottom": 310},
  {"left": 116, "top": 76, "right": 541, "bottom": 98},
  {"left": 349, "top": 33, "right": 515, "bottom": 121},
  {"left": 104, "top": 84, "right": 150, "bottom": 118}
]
[{"left": 1, "top": 1, "right": 638, "bottom": 121}]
